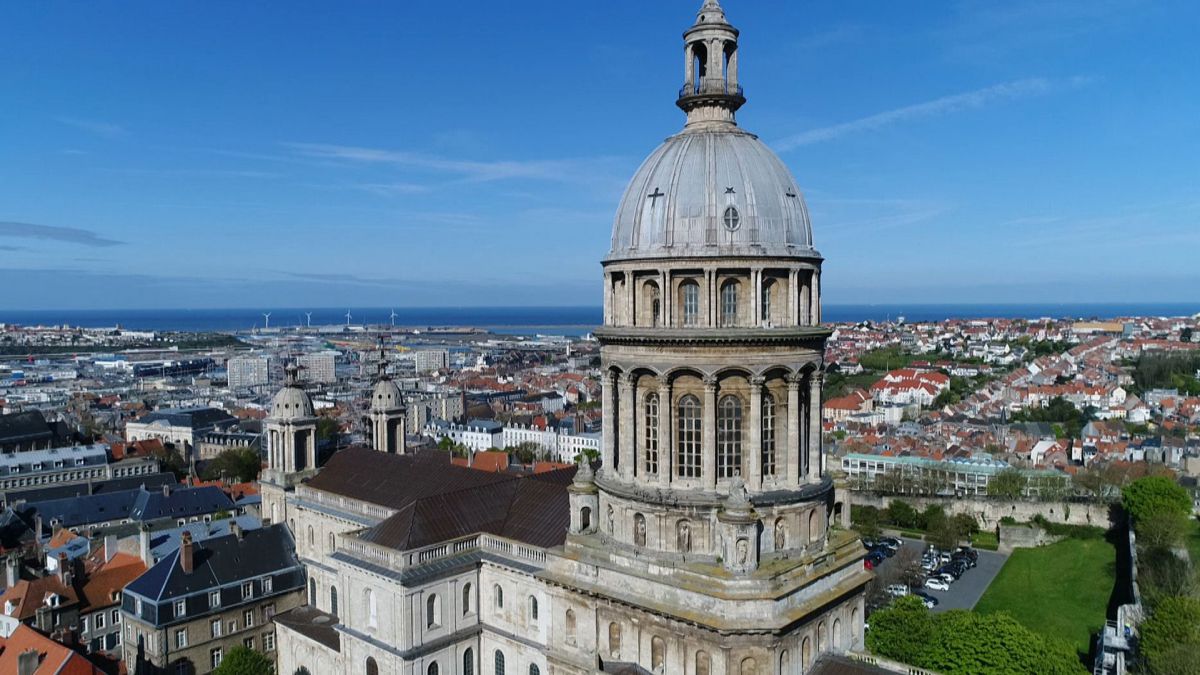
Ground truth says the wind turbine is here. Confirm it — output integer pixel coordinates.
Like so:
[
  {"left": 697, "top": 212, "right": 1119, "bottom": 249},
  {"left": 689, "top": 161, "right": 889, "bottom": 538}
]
[
  {"left": 262, "top": 312, "right": 271, "bottom": 330},
  {"left": 304, "top": 312, "right": 312, "bottom": 328},
  {"left": 389, "top": 309, "right": 398, "bottom": 327},
  {"left": 345, "top": 310, "right": 353, "bottom": 327}
]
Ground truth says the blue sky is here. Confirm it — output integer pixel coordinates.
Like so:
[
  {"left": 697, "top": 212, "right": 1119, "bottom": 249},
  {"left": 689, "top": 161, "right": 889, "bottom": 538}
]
[{"left": 2, "top": 0, "right": 1198, "bottom": 310}]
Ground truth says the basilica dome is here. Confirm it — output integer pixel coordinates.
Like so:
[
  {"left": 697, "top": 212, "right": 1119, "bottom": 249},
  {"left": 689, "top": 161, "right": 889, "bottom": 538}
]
[
  {"left": 609, "top": 128, "right": 814, "bottom": 262},
  {"left": 270, "top": 364, "right": 315, "bottom": 420},
  {"left": 370, "top": 378, "right": 402, "bottom": 412}
]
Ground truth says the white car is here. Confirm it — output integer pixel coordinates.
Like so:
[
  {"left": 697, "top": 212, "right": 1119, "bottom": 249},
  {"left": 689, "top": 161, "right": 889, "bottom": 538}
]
[
  {"left": 925, "top": 577, "right": 950, "bottom": 591},
  {"left": 885, "top": 584, "right": 910, "bottom": 597}
]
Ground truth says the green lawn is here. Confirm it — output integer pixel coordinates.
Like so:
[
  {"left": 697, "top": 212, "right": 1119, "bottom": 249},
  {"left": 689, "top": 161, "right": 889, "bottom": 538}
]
[
  {"left": 970, "top": 530, "right": 999, "bottom": 551},
  {"left": 974, "top": 538, "right": 1114, "bottom": 655}
]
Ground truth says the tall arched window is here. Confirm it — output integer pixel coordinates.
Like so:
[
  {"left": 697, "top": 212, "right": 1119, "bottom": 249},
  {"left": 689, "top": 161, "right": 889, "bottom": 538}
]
[
  {"left": 852, "top": 606, "right": 861, "bottom": 643},
  {"left": 696, "top": 652, "right": 712, "bottom": 675},
  {"left": 565, "top": 609, "right": 577, "bottom": 645},
  {"left": 802, "top": 637, "right": 812, "bottom": 669},
  {"left": 580, "top": 506, "right": 591, "bottom": 531},
  {"left": 761, "top": 393, "right": 776, "bottom": 476},
  {"left": 740, "top": 657, "right": 757, "bottom": 675},
  {"left": 676, "top": 395, "right": 701, "bottom": 478},
  {"left": 643, "top": 281, "right": 661, "bottom": 327},
  {"left": 651, "top": 636, "right": 666, "bottom": 670},
  {"left": 463, "top": 648, "right": 474, "bottom": 675},
  {"left": 720, "top": 281, "right": 738, "bottom": 326},
  {"left": 779, "top": 651, "right": 790, "bottom": 674},
  {"left": 529, "top": 666, "right": 540, "bottom": 675},
  {"left": 494, "top": 585, "right": 504, "bottom": 610},
  {"left": 717, "top": 395, "right": 743, "bottom": 479},
  {"left": 818, "top": 621, "right": 828, "bottom": 651},
  {"left": 644, "top": 393, "right": 659, "bottom": 475},
  {"left": 308, "top": 579, "right": 316, "bottom": 605},
  {"left": 366, "top": 658, "right": 378, "bottom": 675},
  {"left": 307, "top": 525, "right": 313, "bottom": 545},
  {"left": 809, "top": 509, "right": 820, "bottom": 543},
  {"left": 633, "top": 513, "right": 647, "bottom": 546},
  {"left": 529, "top": 596, "right": 539, "bottom": 622},
  {"left": 608, "top": 622, "right": 621, "bottom": 658},
  {"left": 426, "top": 594, "right": 440, "bottom": 628},
  {"left": 365, "top": 588, "right": 377, "bottom": 628},
  {"left": 329, "top": 586, "right": 338, "bottom": 617},
  {"left": 833, "top": 618, "right": 843, "bottom": 649},
  {"left": 328, "top": 532, "right": 335, "bottom": 552},
  {"left": 761, "top": 279, "right": 774, "bottom": 325},
  {"left": 494, "top": 650, "right": 505, "bottom": 675},
  {"left": 681, "top": 282, "right": 700, "bottom": 326},
  {"left": 427, "top": 663, "right": 439, "bottom": 675},
  {"left": 462, "top": 583, "right": 472, "bottom": 616}
]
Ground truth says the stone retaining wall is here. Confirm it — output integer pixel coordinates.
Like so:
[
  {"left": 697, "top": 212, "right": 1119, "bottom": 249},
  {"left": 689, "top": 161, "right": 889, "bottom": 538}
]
[{"left": 848, "top": 492, "right": 1115, "bottom": 529}]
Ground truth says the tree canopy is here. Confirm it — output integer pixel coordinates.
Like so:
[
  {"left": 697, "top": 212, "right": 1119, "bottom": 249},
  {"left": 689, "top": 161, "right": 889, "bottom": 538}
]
[
  {"left": 987, "top": 468, "right": 1028, "bottom": 500},
  {"left": 212, "top": 646, "right": 274, "bottom": 675},
  {"left": 866, "top": 598, "right": 1085, "bottom": 674},
  {"left": 201, "top": 447, "right": 262, "bottom": 483},
  {"left": 1139, "top": 596, "right": 1200, "bottom": 675},
  {"left": 1121, "top": 475, "right": 1192, "bottom": 524}
]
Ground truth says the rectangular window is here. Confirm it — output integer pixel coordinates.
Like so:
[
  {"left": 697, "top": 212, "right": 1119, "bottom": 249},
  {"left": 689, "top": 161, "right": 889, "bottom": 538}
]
[
  {"left": 210, "top": 648, "right": 222, "bottom": 669},
  {"left": 210, "top": 590, "right": 221, "bottom": 607},
  {"left": 211, "top": 619, "right": 222, "bottom": 638},
  {"left": 243, "top": 636, "right": 254, "bottom": 650},
  {"left": 263, "top": 631, "right": 275, "bottom": 651},
  {"left": 243, "top": 609, "right": 255, "bottom": 628},
  {"left": 81, "top": 616, "right": 89, "bottom": 633},
  {"left": 94, "top": 613, "right": 105, "bottom": 629},
  {"left": 174, "top": 628, "right": 188, "bottom": 649},
  {"left": 262, "top": 577, "right": 272, "bottom": 593},
  {"left": 676, "top": 395, "right": 702, "bottom": 479},
  {"left": 112, "top": 608, "right": 120, "bottom": 624},
  {"left": 643, "top": 394, "right": 659, "bottom": 475},
  {"left": 228, "top": 619, "right": 237, "bottom": 634},
  {"left": 263, "top": 603, "right": 276, "bottom": 622},
  {"left": 174, "top": 599, "right": 185, "bottom": 617},
  {"left": 241, "top": 582, "right": 253, "bottom": 599},
  {"left": 720, "top": 281, "right": 738, "bottom": 326},
  {"left": 761, "top": 394, "right": 777, "bottom": 476},
  {"left": 682, "top": 282, "right": 700, "bottom": 326}
]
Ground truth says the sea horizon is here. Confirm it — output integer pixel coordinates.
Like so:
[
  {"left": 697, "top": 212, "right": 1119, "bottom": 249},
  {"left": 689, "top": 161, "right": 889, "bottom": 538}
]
[{"left": 1, "top": 302, "right": 1197, "bottom": 334}]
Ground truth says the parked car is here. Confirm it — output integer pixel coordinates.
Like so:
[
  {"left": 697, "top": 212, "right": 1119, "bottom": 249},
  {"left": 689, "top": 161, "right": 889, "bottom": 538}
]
[
  {"left": 861, "top": 538, "right": 877, "bottom": 549},
  {"left": 913, "top": 590, "right": 940, "bottom": 608},
  {"left": 886, "top": 584, "right": 910, "bottom": 597},
  {"left": 880, "top": 537, "right": 902, "bottom": 550},
  {"left": 924, "top": 577, "right": 950, "bottom": 591}
]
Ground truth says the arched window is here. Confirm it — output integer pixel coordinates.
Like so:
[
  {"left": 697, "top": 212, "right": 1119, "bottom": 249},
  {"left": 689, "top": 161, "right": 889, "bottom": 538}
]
[
  {"left": 696, "top": 651, "right": 711, "bottom": 675},
  {"left": 676, "top": 395, "right": 701, "bottom": 478},
  {"left": 307, "top": 525, "right": 314, "bottom": 545},
  {"left": 676, "top": 519, "right": 692, "bottom": 553},
  {"left": 295, "top": 669, "right": 312, "bottom": 675},
  {"left": 644, "top": 393, "right": 659, "bottom": 475},
  {"left": 642, "top": 281, "right": 661, "bottom": 327},
  {"left": 852, "top": 606, "right": 861, "bottom": 643},
  {"left": 462, "top": 583, "right": 472, "bottom": 616},
  {"left": 739, "top": 657, "right": 757, "bottom": 675},
  {"left": 565, "top": 609, "right": 577, "bottom": 645},
  {"left": 529, "top": 666, "right": 540, "bottom": 675},
  {"left": 720, "top": 281, "right": 738, "bottom": 326},
  {"left": 580, "top": 506, "right": 591, "bottom": 531},
  {"left": 427, "top": 663, "right": 439, "bottom": 675},
  {"left": 717, "top": 395, "right": 743, "bottom": 479},
  {"left": 651, "top": 636, "right": 666, "bottom": 670},
  {"left": 366, "top": 657, "right": 378, "bottom": 675},
  {"left": 494, "top": 584, "right": 504, "bottom": 610},
  {"left": 818, "top": 620, "right": 828, "bottom": 651},
  {"left": 802, "top": 637, "right": 812, "bottom": 669},
  {"left": 365, "top": 588, "right": 377, "bottom": 628},
  {"left": 529, "top": 596, "right": 539, "bottom": 622},
  {"left": 329, "top": 586, "right": 338, "bottom": 617},
  {"left": 834, "top": 618, "right": 843, "bottom": 649},
  {"left": 809, "top": 509, "right": 821, "bottom": 543},
  {"left": 426, "top": 594, "right": 440, "bottom": 628},
  {"left": 681, "top": 282, "right": 700, "bottom": 326},
  {"left": 608, "top": 622, "right": 621, "bottom": 658},
  {"left": 633, "top": 513, "right": 647, "bottom": 547},
  {"left": 761, "top": 393, "right": 776, "bottom": 476},
  {"left": 308, "top": 578, "right": 316, "bottom": 605},
  {"left": 779, "top": 651, "right": 790, "bottom": 674},
  {"left": 328, "top": 532, "right": 335, "bottom": 552},
  {"left": 761, "top": 279, "right": 774, "bottom": 325},
  {"left": 494, "top": 650, "right": 505, "bottom": 675},
  {"left": 463, "top": 648, "right": 474, "bottom": 675}
]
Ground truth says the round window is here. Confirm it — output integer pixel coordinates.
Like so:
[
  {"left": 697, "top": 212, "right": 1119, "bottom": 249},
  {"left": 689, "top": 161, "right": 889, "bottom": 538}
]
[{"left": 723, "top": 206, "right": 740, "bottom": 231}]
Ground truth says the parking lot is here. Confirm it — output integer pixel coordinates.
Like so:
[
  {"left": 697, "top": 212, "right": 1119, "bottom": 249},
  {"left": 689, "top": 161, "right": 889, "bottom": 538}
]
[{"left": 871, "top": 536, "right": 1009, "bottom": 612}]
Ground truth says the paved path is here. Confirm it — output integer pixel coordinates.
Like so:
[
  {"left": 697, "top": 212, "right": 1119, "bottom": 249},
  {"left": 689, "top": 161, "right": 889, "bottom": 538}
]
[{"left": 874, "top": 536, "right": 1009, "bottom": 612}]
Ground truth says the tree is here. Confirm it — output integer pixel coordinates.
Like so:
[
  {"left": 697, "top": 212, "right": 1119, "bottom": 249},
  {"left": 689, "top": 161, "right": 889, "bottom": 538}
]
[
  {"left": 922, "top": 611, "right": 1084, "bottom": 675},
  {"left": 211, "top": 646, "right": 274, "bottom": 675},
  {"left": 202, "top": 447, "right": 262, "bottom": 483},
  {"left": 884, "top": 500, "right": 920, "bottom": 530},
  {"left": 864, "top": 596, "right": 935, "bottom": 666},
  {"left": 851, "top": 505, "right": 882, "bottom": 539},
  {"left": 926, "top": 517, "right": 961, "bottom": 551},
  {"left": 952, "top": 512, "right": 980, "bottom": 537},
  {"left": 574, "top": 448, "right": 600, "bottom": 464},
  {"left": 1122, "top": 475, "right": 1192, "bottom": 524},
  {"left": 1137, "top": 510, "right": 1191, "bottom": 551},
  {"left": 919, "top": 504, "right": 947, "bottom": 531},
  {"left": 987, "top": 468, "right": 1028, "bottom": 500},
  {"left": 315, "top": 416, "right": 340, "bottom": 442},
  {"left": 1140, "top": 596, "right": 1200, "bottom": 675}
]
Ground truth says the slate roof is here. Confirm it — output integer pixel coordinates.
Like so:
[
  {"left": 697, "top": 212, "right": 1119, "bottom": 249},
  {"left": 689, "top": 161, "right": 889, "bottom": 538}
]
[
  {"left": 147, "top": 514, "right": 262, "bottom": 562},
  {"left": 0, "top": 410, "right": 56, "bottom": 445},
  {"left": 136, "top": 407, "right": 236, "bottom": 430},
  {"left": 23, "top": 485, "right": 234, "bottom": 529},
  {"left": 125, "top": 523, "right": 298, "bottom": 602},
  {"left": 2, "top": 471, "right": 176, "bottom": 504},
  {"left": 273, "top": 605, "right": 340, "bottom": 651}
]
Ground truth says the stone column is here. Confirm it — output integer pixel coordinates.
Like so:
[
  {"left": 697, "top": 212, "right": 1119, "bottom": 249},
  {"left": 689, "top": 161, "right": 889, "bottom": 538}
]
[
  {"left": 601, "top": 371, "right": 615, "bottom": 475},
  {"left": 603, "top": 273, "right": 612, "bottom": 325},
  {"left": 747, "top": 376, "right": 764, "bottom": 489},
  {"left": 789, "top": 269, "right": 799, "bottom": 325},
  {"left": 619, "top": 373, "right": 636, "bottom": 481},
  {"left": 809, "top": 372, "right": 824, "bottom": 480},
  {"left": 660, "top": 269, "right": 670, "bottom": 327},
  {"left": 706, "top": 269, "right": 716, "bottom": 327},
  {"left": 658, "top": 377, "right": 673, "bottom": 484},
  {"left": 702, "top": 376, "right": 717, "bottom": 489},
  {"left": 812, "top": 270, "right": 821, "bottom": 324},
  {"left": 786, "top": 375, "right": 801, "bottom": 486},
  {"left": 684, "top": 44, "right": 693, "bottom": 88},
  {"left": 751, "top": 268, "right": 762, "bottom": 326},
  {"left": 626, "top": 273, "right": 636, "bottom": 327}
]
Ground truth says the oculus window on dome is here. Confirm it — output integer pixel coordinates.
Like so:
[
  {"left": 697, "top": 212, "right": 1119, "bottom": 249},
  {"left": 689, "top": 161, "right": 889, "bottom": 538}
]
[{"left": 723, "top": 206, "right": 741, "bottom": 231}]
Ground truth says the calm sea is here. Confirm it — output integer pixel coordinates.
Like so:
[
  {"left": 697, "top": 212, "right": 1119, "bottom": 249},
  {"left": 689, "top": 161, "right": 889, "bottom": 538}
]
[{"left": 0, "top": 303, "right": 1196, "bottom": 335}]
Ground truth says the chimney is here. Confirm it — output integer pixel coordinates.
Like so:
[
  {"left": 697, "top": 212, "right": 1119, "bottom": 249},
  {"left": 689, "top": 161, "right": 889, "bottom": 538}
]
[
  {"left": 17, "top": 648, "right": 40, "bottom": 675},
  {"left": 34, "top": 514, "right": 43, "bottom": 544},
  {"left": 139, "top": 525, "right": 152, "bottom": 566},
  {"left": 104, "top": 535, "right": 118, "bottom": 563},
  {"left": 4, "top": 553, "right": 19, "bottom": 588},
  {"left": 50, "top": 519, "right": 61, "bottom": 537},
  {"left": 179, "top": 531, "right": 194, "bottom": 574},
  {"left": 57, "top": 552, "right": 71, "bottom": 585},
  {"left": 162, "top": 483, "right": 171, "bottom": 497},
  {"left": 230, "top": 520, "right": 243, "bottom": 541}
]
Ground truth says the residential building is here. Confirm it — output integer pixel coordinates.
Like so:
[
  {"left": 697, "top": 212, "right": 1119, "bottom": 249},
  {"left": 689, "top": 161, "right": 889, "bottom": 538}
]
[
  {"left": 841, "top": 452, "right": 1069, "bottom": 497},
  {"left": 297, "top": 352, "right": 336, "bottom": 384},
  {"left": 0, "top": 615, "right": 104, "bottom": 674},
  {"left": 226, "top": 356, "right": 270, "bottom": 390},
  {"left": 413, "top": 349, "right": 449, "bottom": 374},
  {"left": 125, "top": 407, "right": 238, "bottom": 460}
]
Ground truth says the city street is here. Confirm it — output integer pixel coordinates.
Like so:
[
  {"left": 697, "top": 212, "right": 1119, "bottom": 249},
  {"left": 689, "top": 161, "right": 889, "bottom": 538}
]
[{"left": 875, "top": 536, "right": 1010, "bottom": 612}]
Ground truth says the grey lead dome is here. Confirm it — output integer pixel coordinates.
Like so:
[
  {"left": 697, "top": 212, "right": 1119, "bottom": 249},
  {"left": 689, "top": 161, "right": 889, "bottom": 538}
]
[{"left": 608, "top": 128, "right": 815, "bottom": 262}]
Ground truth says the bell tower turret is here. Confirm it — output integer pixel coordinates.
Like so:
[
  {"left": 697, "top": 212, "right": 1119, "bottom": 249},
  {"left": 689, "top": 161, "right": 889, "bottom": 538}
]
[{"left": 678, "top": 0, "right": 745, "bottom": 127}]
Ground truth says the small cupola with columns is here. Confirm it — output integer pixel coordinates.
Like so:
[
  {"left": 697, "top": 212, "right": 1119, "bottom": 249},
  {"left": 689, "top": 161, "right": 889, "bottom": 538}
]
[{"left": 678, "top": 0, "right": 745, "bottom": 126}]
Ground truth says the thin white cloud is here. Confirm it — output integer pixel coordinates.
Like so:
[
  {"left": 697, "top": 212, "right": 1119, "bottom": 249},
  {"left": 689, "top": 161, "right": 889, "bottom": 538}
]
[
  {"left": 0, "top": 221, "right": 123, "bottom": 247},
  {"left": 775, "top": 77, "right": 1089, "bottom": 151},
  {"left": 55, "top": 116, "right": 127, "bottom": 138}
]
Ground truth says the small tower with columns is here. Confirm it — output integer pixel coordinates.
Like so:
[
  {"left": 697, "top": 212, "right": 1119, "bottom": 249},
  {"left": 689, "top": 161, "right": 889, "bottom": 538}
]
[
  {"left": 366, "top": 340, "right": 406, "bottom": 454},
  {"left": 261, "top": 362, "right": 318, "bottom": 527}
]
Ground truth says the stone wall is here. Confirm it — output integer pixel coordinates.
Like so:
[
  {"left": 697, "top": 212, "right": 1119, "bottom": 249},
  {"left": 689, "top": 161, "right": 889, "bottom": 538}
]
[
  {"left": 997, "top": 524, "right": 1062, "bottom": 551},
  {"left": 848, "top": 492, "right": 1115, "bottom": 529}
]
